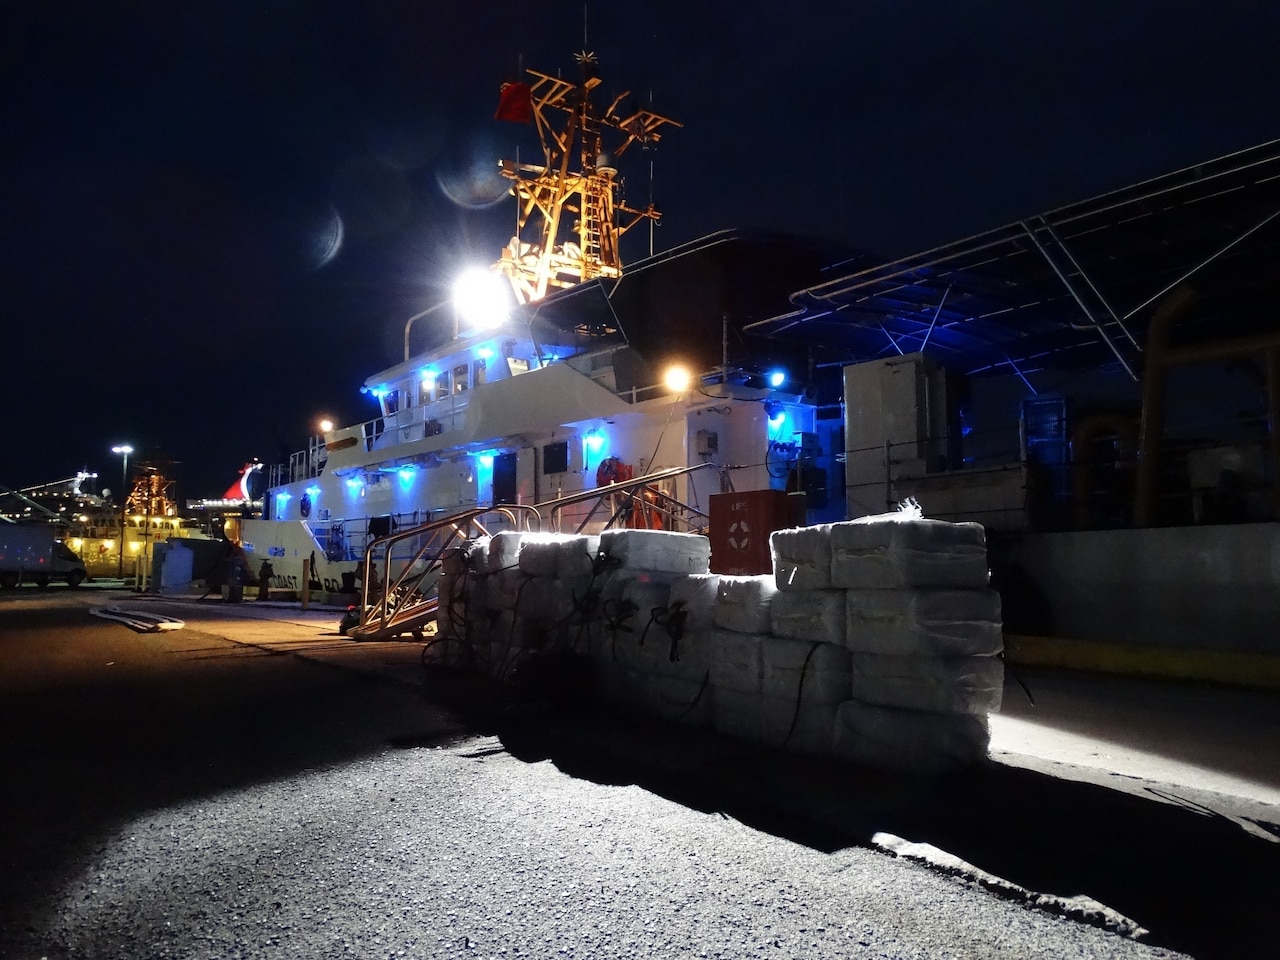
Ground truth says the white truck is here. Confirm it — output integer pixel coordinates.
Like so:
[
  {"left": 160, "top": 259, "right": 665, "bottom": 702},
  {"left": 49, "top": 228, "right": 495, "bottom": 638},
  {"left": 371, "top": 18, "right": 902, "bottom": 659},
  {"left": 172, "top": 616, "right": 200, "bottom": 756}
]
[{"left": 0, "top": 524, "right": 88, "bottom": 588}]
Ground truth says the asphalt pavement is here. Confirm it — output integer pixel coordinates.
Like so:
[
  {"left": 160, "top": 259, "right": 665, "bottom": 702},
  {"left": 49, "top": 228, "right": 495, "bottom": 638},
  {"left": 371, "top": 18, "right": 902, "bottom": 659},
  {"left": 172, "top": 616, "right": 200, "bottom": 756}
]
[{"left": 31, "top": 587, "right": 1280, "bottom": 958}]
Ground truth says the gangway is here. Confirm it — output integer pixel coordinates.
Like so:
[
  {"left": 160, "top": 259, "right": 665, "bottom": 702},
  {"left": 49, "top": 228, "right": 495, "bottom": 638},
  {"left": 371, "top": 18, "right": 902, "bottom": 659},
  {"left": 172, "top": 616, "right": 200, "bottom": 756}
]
[
  {"left": 349, "top": 504, "right": 542, "bottom": 641},
  {"left": 349, "top": 463, "right": 726, "bottom": 640}
]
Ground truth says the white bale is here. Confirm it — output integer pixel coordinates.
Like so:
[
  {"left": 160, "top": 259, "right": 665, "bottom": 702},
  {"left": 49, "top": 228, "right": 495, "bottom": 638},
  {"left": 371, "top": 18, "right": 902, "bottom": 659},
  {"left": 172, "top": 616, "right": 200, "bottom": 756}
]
[
  {"left": 557, "top": 535, "right": 601, "bottom": 578},
  {"left": 587, "top": 624, "right": 649, "bottom": 674},
  {"left": 714, "top": 574, "right": 777, "bottom": 635},
  {"left": 440, "top": 544, "right": 470, "bottom": 577},
  {"left": 516, "top": 534, "right": 571, "bottom": 576},
  {"left": 770, "top": 524, "right": 834, "bottom": 591},
  {"left": 486, "top": 530, "right": 527, "bottom": 573},
  {"left": 485, "top": 567, "right": 529, "bottom": 611},
  {"left": 708, "top": 628, "right": 764, "bottom": 694},
  {"left": 599, "top": 575, "right": 672, "bottom": 639},
  {"left": 845, "top": 588, "right": 1004, "bottom": 657},
  {"left": 769, "top": 588, "right": 846, "bottom": 646},
  {"left": 669, "top": 573, "right": 722, "bottom": 636},
  {"left": 637, "top": 621, "right": 712, "bottom": 681},
  {"left": 514, "top": 574, "right": 556, "bottom": 622},
  {"left": 598, "top": 568, "right": 680, "bottom": 603},
  {"left": 710, "top": 686, "right": 763, "bottom": 742},
  {"left": 594, "top": 661, "right": 647, "bottom": 711},
  {"left": 599, "top": 529, "right": 712, "bottom": 575},
  {"left": 850, "top": 653, "right": 1004, "bottom": 715},
  {"left": 551, "top": 575, "right": 598, "bottom": 625},
  {"left": 760, "top": 696, "right": 840, "bottom": 756},
  {"left": 642, "top": 673, "right": 713, "bottom": 727},
  {"left": 761, "top": 637, "right": 853, "bottom": 705},
  {"left": 466, "top": 536, "right": 491, "bottom": 574},
  {"left": 833, "top": 699, "right": 991, "bottom": 773},
  {"left": 464, "top": 571, "right": 489, "bottom": 621},
  {"left": 829, "top": 517, "right": 989, "bottom": 589}
]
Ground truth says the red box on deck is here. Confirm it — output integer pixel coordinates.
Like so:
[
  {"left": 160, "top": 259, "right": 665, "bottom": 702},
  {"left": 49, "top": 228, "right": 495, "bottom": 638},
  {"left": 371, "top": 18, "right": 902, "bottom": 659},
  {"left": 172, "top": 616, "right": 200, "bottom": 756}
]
[{"left": 708, "top": 490, "right": 807, "bottom": 576}]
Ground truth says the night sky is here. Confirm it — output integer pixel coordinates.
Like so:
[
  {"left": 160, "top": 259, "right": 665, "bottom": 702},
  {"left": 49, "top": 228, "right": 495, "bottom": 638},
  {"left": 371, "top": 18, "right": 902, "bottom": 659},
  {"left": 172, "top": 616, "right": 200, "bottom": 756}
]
[{"left": 4, "top": 1, "right": 1276, "bottom": 500}]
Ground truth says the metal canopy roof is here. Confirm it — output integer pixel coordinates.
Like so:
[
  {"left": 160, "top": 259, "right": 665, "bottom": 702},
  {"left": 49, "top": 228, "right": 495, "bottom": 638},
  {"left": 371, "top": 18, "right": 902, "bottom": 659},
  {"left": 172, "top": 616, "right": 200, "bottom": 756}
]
[{"left": 747, "top": 139, "right": 1280, "bottom": 383}]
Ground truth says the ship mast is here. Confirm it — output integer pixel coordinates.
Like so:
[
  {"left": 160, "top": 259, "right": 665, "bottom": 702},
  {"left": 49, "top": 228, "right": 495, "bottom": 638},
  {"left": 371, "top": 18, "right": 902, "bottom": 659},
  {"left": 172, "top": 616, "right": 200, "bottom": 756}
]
[{"left": 494, "top": 51, "right": 681, "bottom": 305}]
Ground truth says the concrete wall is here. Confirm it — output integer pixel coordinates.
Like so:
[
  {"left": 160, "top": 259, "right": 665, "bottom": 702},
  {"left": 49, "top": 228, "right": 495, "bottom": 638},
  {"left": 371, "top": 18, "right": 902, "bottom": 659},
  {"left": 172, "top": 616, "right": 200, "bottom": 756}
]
[{"left": 994, "top": 523, "right": 1280, "bottom": 655}]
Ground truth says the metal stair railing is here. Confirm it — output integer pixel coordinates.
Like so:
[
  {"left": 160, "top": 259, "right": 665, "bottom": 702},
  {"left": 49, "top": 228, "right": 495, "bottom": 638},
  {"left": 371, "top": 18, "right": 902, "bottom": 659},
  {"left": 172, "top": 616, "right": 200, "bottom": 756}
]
[
  {"left": 350, "top": 503, "right": 542, "bottom": 641},
  {"left": 536, "top": 462, "right": 722, "bottom": 534}
]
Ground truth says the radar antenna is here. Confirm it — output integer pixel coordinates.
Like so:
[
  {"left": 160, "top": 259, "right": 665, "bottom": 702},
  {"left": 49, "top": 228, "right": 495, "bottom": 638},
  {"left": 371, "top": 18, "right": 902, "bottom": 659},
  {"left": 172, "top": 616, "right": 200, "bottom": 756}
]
[{"left": 494, "top": 52, "right": 681, "bottom": 304}]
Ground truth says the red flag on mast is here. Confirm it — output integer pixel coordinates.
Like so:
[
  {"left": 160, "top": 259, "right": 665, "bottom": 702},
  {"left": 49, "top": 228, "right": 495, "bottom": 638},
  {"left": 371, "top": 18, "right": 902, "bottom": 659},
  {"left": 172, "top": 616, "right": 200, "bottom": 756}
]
[{"left": 495, "top": 81, "right": 533, "bottom": 123}]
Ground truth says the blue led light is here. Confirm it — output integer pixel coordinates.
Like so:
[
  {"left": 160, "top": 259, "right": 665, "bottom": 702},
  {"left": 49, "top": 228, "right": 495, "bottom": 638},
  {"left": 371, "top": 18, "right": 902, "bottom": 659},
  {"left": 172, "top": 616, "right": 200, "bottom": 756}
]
[
  {"left": 371, "top": 385, "right": 390, "bottom": 399},
  {"left": 275, "top": 491, "right": 292, "bottom": 503},
  {"left": 767, "top": 369, "right": 787, "bottom": 388},
  {"left": 476, "top": 346, "right": 495, "bottom": 360},
  {"left": 305, "top": 485, "right": 321, "bottom": 497},
  {"left": 478, "top": 453, "right": 495, "bottom": 467},
  {"left": 345, "top": 476, "right": 364, "bottom": 492},
  {"left": 397, "top": 467, "right": 415, "bottom": 481},
  {"left": 584, "top": 429, "right": 606, "bottom": 452}
]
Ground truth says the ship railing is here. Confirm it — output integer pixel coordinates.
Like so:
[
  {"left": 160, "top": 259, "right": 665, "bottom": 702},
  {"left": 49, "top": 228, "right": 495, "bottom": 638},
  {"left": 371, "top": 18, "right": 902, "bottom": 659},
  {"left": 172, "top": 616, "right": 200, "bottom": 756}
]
[
  {"left": 350, "top": 504, "right": 542, "bottom": 641},
  {"left": 534, "top": 462, "right": 722, "bottom": 535}
]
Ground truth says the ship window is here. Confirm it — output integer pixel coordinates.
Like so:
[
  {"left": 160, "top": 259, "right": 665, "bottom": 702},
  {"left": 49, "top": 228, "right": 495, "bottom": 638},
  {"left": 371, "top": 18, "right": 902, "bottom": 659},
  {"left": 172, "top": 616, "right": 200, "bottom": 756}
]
[
  {"left": 507, "top": 357, "right": 530, "bottom": 376},
  {"left": 453, "top": 364, "right": 469, "bottom": 393},
  {"left": 435, "top": 371, "right": 451, "bottom": 396},
  {"left": 384, "top": 390, "right": 400, "bottom": 414},
  {"left": 418, "top": 379, "right": 433, "bottom": 405},
  {"left": 543, "top": 441, "right": 569, "bottom": 475},
  {"left": 473, "top": 359, "right": 487, "bottom": 387}
]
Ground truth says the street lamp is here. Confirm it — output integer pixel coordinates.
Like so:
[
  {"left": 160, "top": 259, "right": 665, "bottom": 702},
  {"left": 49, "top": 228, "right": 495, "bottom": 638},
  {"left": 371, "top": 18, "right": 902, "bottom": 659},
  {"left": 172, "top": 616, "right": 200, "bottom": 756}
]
[{"left": 111, "top": 444, "right": 133, "bottom": 577}]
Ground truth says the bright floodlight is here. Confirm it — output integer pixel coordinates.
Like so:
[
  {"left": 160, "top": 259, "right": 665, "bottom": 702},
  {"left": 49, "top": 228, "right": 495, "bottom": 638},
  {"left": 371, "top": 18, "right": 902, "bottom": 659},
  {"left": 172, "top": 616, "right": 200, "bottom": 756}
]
[
  {"left": 319, "top": 418, "right": 334, "bottom": 433},
  {"left": 453, "top": 268, "right": 509, "bottom": 332},
  {"left": 112, "top": 444, "right": 134, "bottom": 455},
  {"left": 663, "top": 365, "right": 692, "bottom": 394}
]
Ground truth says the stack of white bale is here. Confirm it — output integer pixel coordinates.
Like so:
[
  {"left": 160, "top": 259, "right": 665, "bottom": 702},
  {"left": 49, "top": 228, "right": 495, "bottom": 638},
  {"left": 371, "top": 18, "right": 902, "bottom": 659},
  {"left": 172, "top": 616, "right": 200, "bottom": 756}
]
[
  {"left": 809, "top": 513, "right": 1003, "bottom": 772},
  {"left": 587, "top": 529, "right": 714, "bottom": 717}
]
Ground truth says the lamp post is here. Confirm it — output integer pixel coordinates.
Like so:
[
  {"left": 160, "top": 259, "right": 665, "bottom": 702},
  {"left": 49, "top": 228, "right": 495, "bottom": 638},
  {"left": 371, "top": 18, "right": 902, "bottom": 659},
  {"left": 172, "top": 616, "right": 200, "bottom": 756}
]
[
  {"left": 403, "top": 301, "right": 454, "bottom": 362},
  {"left": 111, "top": 444, "right": 133, "bottom": 578}
]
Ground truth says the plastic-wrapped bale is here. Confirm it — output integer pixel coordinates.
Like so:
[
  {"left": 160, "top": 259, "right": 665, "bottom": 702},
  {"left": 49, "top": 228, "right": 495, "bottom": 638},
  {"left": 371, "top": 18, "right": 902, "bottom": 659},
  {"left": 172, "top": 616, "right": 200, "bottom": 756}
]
[
  {"left": 514, "top": 574, "right": 556, "bottom": 623},
  {"left": 436, "top": 545, "right": 469, "bottom": 639},
  {"left": 594, "top": 661, "right": 647, "bottom": 713},
  {"left": 845, "top": 588, "right": 1003, "bottom": 657},
  {"left": 465, "top": 536, "right": 492, "bottom": 574},
  {"left": 834, "top": 699, "right": 991, "bottom": 773},
  {"left": 829, "top": 516, "right": 989, "bottom": 589},
  {"left": 557, "top": 535, "right": 601, "bottom": 579},
  {"left": 850, "top": 652, "right": 1004, "bottom": 715},
  {"left": 598, "top": 567, "right": 680, "bottom": 604},
  {"left": 708, "top": 628, "right": 764, "bottom": 694},
  {"left": 714, "top": 574, "right": 777, "bottom": 635},
  {"left": 586, "top": 623, "right": 650, "bottom": 675},
  {"left": 669, "top": 573, "right": 721, "bottom": 636},
  {"left": 636, "top": 614, "right": 713, "bottom": 681},
  {"left": 598, "top": 573, "right": 672, "bottom": 638},
  {"left": 516, "top": 534, "right": 573, "bottom": 577},
  {"left": 760, "top": 696, "right": 840, "bottom": 756},
  {"left": 770, "top": 524, "right": 834, "bottom": 591},
  {"left": 550, "top": 575, "right": 599, "bottom": 626},
  {"left": 485, "top": 566, "right": 530, "bottom": 611},
  {"left": 762, "top": 637, "right": 853, "bottom": 705},
  {"left": 642, "top": 672, "right": 712, "bottom": 728},
  {"left": 599, "top": 529, "right": 712, "bottom": 575},
  {"left": 486, "top": 530, "right": 528, "bottom": 574},
  {"left": 770, "top": 589, "right": 846, "bottom": 647},
  {"left": 711, "top": 687, "right": 763, "bottom": 742}
]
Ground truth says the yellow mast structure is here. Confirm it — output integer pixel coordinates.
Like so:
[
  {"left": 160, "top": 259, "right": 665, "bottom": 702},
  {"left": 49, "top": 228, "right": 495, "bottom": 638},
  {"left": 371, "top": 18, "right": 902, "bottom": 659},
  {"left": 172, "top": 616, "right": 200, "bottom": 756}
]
[{"left": 495, "top": 51, "right": 681, "bottom": 304}]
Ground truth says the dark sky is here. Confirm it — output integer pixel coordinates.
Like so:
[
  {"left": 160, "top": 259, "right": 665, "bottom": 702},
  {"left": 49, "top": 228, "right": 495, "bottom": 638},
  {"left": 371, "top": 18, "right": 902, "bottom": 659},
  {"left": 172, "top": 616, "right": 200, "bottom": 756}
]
[{"left": 4, "top": 1, "right": 1276, "bottom": 499}]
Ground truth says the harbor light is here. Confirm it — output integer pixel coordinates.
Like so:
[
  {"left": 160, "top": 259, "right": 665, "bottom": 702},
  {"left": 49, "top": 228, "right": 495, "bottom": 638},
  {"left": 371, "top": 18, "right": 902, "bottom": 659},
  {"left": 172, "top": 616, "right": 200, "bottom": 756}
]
[
  {"left": 319, "top": 418, "right": 334, "bottom": 433},
  {"left": 110, "top": 444, "right": 133, "bottom": 578},
  {"left": 663, "top": 365, "right": 692, "bottom": 394},
  {"left": 453, "top": 268, "right": 510, "bottom": 336}
]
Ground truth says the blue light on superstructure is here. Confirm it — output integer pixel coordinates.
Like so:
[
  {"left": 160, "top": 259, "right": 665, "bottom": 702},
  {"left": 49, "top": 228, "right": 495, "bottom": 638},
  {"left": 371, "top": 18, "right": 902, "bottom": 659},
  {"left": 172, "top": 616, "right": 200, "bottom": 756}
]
[
  {"left": 476, "top": 346, "right": 495, "bottom": 360},
  {"left": 478, "top": 453, "right": 495, "bottom": 467},
  {"left": 345, "top": 476, "right": 364, "bottom": 493},
  {"left": 397, "top": 467, "right": 416, "bottom": 483},
  {"left": 305, "top": 485, "right": 321, "bottom": 497},
  {"left": 764, "top": 402, "right": 790, "bottom": 440},
  {"left": 767, "top": 368, "right": 787, "bottom": 388},
  {"left": 275, "top": 491, "right": 291, "bottom": 518},
  {"left": 582, "top": 427, "right": 610, "bottom": 475},
  {"left": 584, "top": 428, "right": 606, "bottom": 453},
  {"left": 371, "top": 385, "right": 390, "bottom": 399}
]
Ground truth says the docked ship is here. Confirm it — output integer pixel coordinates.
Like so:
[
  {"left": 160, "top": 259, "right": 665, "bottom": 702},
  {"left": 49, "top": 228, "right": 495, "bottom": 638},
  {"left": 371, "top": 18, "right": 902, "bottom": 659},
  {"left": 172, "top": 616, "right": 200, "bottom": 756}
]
[
  {"left": 245, "top": 49, "right": 1280, "bottom": 671},
  {"left": 1, "top": 465, "right": 213, "bottom": 579}
]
